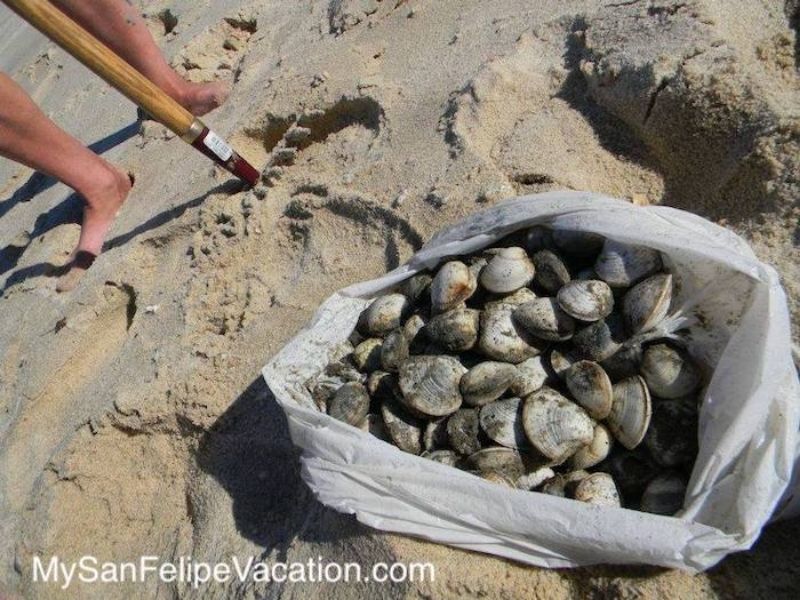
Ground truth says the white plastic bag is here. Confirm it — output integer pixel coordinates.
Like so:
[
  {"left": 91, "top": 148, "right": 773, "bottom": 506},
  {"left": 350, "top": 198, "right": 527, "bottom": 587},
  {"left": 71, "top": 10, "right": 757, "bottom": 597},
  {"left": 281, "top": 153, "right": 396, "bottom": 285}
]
[{"left": 262, "top": 191, "right": 800, "bottom": 571}]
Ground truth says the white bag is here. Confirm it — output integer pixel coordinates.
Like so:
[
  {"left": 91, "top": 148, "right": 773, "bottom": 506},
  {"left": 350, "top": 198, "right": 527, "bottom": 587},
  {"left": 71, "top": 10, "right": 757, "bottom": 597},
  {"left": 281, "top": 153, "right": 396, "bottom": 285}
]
[{"left": 262, "top": 192, "right": 800, "bottom": 571}]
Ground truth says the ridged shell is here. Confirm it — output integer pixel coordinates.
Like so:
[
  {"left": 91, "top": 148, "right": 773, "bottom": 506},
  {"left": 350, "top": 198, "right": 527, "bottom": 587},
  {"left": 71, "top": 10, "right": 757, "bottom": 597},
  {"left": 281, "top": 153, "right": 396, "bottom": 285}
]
[
  {"left": 479, "top": 302, "right": 544, "bottom": 363},
  {"left": 522, "top": 387, "right": 594, "bottom": 463},
  {"left": 380, "top": 397, "right": 422, "bottom": 454},
  {"left": 640, "top": 343, "right": 701, "bottom": 399},
  {"left": 569, "top": 423, "right": 613, "bottom": 470},
  {"left": 571, "top": 314, "right": 626, "bottom": 362},
  {"left": 353, "top": 338, "right": 383, "bottom": 372},
  {"left": 447, "top": 408, "right": 482, "bottom": 455},
  {"left": 431, "top": 261, "right": 477, "bottom": 313},
  {"left": 513, "top": 298, "right": 576, "bottom": 341},
  {"left": 328, "top": 382, "right": 370, "bottom": 426},
  {"left": 460, "top": 361, "right": 518, "bottom": 406},
  {"left": 510, "top": 356, "right": 550, "bottom": 397},
  {"left": 479, "top": 398, "right": 528, "bottom": 449},
  {"left": 532, "top": 250, "right": 571, "bottom": 294},
  {"left": 594, "top": 240, "right": 663, "bottom": 287},
  {"left": 398, "top": 356, "right": 466, "bottom": 417},
  {"left": 565, "top": 360, "right": 613, "bottom": 420},
  {"left": 557, "top": 280, "right": 614, "bottom": 322},
  {"left": 623, "top": 273, "right": 672, "bottom": 334},
  {"left": 360, "top": 293, "right": 411, "bottom": 336},
  {"left": 640, "top": 474, "right": 686, "bottom": 515},
  {"left": 421, "top": 449, "right": 460, "bottom": 467},
  {"left": 467, "top": 447, "right": 524, "bottom": 480},
  {"left": 552, "top": 230, "right": 604, "bottom": 258},
  {"left": 479, "top": 247, "right": 535, "bottom": 294},
  {"left": 380, "top": 328, "right": 410, "bottom": 371},
  {"left": 644, "top": 398, "right": 698, "bottom": 467},
  {"left": 574, "top": 473, "right": 621, "bottom": 507},
  {"left": 425, "top": 308, "right": 480, "bottom": 352},
  {"left": 607, "top": 375, "right": 652, "bottom": 450}
]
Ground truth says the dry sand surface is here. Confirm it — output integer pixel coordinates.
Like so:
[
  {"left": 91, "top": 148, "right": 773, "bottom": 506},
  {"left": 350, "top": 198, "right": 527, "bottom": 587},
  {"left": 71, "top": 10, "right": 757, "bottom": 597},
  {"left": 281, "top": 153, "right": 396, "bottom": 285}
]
[{"left": 0, "top": 0, "right": 799, "bottom": 598}]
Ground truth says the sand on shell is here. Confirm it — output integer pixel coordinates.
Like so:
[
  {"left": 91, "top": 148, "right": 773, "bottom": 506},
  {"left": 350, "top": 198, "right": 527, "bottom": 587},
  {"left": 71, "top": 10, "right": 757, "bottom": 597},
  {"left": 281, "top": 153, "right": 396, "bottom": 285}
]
[{"left": 0, "top": 0, "right": 798, "bottom": 598}]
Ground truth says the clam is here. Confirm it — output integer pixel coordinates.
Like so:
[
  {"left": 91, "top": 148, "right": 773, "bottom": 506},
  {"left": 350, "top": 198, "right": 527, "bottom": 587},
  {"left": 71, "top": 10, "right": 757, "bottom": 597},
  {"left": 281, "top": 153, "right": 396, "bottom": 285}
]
[
  {"left": 479, "top": 302, "right": 544, "bottom": 363},
  {"left": 353, "top": 338, "right": 383, "bottom": 372},
  {"left": 607, "top": 375, "right": 652, "bottom": 450},
  {"left": 540, "top": 470, "right": 590, "bottom": 497},
  {"left": 594, "top": 240, "right": 662, "bottom": 287},
  {"left": 548, "top": 347, "right": 577, "bottom": 379},
  {"left": 571, "top": 314, "right": 626, "bottom": 361},
  {"left": 426, "top": 307, "right": 480, "bottom": 352},
  {"left": 600, "top": 342, "right": 642, "bottom": 380},
  {"left": 380, "top": 328, "right": 410, "bottom": 371},
  {"left": 516, "top": 466, "right": 556, "bottom": 491},
  {"left": 569, "top": 423, "right": 613, "bottom": 470},
  {"left": 422, "top": 449, "right": 460, "bottom": 467},
  {"left": 381, "top": 397, "right": 423, "bottom": 454},
  {"left": 574, "top": 473, "right": 621, "bottom": 507},
  {"left": 360, "top": 293, "right": 410, "bottom": 336},
  {"left": 398, "top": 355, "right": 466, "bottom": 417},
  {"left": 447, "top": 408, "right": 482, "bottom": 455},
  {"left": 479, "top": 398, "right": 528, "bottom": 449},
  {"left": 557, "top": 280, "right": 614, "bottom": 322},
  {"left": 480, "top": 470, "right": 518, "bottom": 488},
  {"left": 328, "top": 382, "right": 370, "bottom": 426},
  {"left": 522, "top": 387, "right": 594, "bottom": 463},
  {"left": 513, "top": 298, "right": 576, "bottom": 341},
  {"left": 531, "top": 250, "right": 571, "bottom": 294},
  {"left": 510, "top": 356, "right": 550, "bottom": 397},
  {"left": 460, "top": 361, "right": 518, "bottom": 406},
  {"left": 623, "top": 273, "right": 672, "bottom": 334},
  {"left": 640, "top": 474, "right": 686, "bottom": 515},
  {"left": 644, "top": 398, "right": 698, "bottom": 467},
  {"left": 479, "top": 247, "right": 535, "bottom": 294},
  {"left": 400, "top": 273, "right": 432, "bottom": 304},
  {"left": 431, "top": 261, "right": 477, "bottom": 313},
  {"left": 641, "top": 343, "right": 701, "bottom": 399},
  {"left": 467, "top": 447, "right": 524, "bottom": 479},
  {"left": 423, "top": 417, "right": 450, "bottom": 451},
  {"left": 565, "top": 360, "right": 613, "bottom": 420},
  {"left": 552, "top": 229, "right": 604, "bottom": 258},
  {"left": 489, "top": 287, "right": 537, "bottom": 307}
]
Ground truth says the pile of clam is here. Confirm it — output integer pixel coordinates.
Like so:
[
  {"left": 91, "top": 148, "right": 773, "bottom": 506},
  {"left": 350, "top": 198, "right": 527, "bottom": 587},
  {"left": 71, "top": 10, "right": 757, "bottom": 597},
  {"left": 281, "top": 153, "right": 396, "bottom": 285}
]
[{"left": 308, "top": 227, "right": 702, "bottom": 515}]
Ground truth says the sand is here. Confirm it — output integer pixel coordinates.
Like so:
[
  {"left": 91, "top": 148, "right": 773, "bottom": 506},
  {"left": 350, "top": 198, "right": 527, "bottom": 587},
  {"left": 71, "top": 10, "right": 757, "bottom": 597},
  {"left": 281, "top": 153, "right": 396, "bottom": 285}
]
[{"left": 0, "top": 0, "right": 798, "bottom": 598}]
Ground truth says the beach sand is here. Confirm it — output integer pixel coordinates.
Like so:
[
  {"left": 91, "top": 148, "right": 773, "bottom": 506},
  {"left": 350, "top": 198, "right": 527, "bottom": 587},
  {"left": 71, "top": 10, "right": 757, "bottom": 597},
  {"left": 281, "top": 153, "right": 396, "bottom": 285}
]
[{"left": 0, "top": 0, "right": 798, "bottom": 598}]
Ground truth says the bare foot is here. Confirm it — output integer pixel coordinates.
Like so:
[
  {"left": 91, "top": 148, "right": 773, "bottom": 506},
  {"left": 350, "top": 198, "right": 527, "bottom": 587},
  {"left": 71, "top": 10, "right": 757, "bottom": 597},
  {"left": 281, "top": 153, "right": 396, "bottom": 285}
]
[
  {"left": 56, "top": 166, "right": 133, "bottom": 293},
  {"left": 180, "top": 80, "right": 232, "bottom": 117}
]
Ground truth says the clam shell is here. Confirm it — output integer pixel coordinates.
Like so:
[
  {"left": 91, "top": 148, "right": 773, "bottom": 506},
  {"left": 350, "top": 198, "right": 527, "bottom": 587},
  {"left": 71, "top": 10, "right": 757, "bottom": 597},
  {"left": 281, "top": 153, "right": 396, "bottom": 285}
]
[
  {"left": 640, "top": 474, "right": 686, "bottom": 515},
  {"left": 644, "top": 398, "right": 698, "bottom": 467},
  {"left": 557, "top": 280, "right": 614, "bottom": 322},
  {"left": 447, "top": 408, "right": 482, "bottom": 455},
  {"left": 552, "top": 230, "right": 604, "bottom": 258},
  {"left": 380, "top": 328, "right": 410, "bottom": 371},
  {"left": 431, "top": 261, "right": 477, "bottom": 313},
  {"left": 569, "top": 423, "right": 613, "bottom": 469},
  {"left": 399, "top": 273, "right": 432, "bottom": 304},
  {"left": 328, "top": 382, "right": 370, "bottom": 426},
  {"left": 479, "top": 302, "right": 544, "bottom": 363},
  {"left": 516, "top": 467, "right": 556, "bottom": 490},
  {"left": 353, "top": 338, "right": 383, "bottom": 372},
  {"left": 594, "top": 240, "right": 663, "bottom": 287},
  {"left": 398, "top": 355, "right": 466, "bottom": 417},
  {"left": 531, "top": 250, "right": 571, "bottom": 294},
  {"left": 488, "top": 287, "right": 537, "bottom": 307},
  {"left": 423, "top": 417, "right": 450, "bottom": 451},
  {"left": 513, "top": 298, "right": 576, "bottom": 341},
  {"left": 565, "top": 360, "right": 613, "bottom": 419},
  {"left": 548, "top": 347, "right": 577, "bottom": 379},
  {"left": 421, "top": 449, "right": 460, "bottom": 467},
  {"left": 381, "top": 397, "right": 423, "bottom": 454},
  {"left": 479, "top": 247, "right": 535, "bottom": 294},
  {"left": 522, "top": 387, "right": 594, "bottom": 463},
  {"left": 479, "top": 398, "right": 528, "bottom": 449},
  {"left": 571, "top": 314, "right": 626, "bottom": 361},
  {"left": 607, "top": 375, "right": 652, "bottom": 450},
  {"left": 467, "top": 447, "right": 524, "bottom": 479},
  {"left": 360, "top": 293, "right": 411, "bottom": 336},
  {"left": 641, "top": 343, "right": 701, "bottom": 399},
  {"left": 480, "top": 470, "right": 517, "bottom": 488},
  {"left": 510, "top": 356, "right": 550, "bottom": 396},
  {"left": 574, "top": 473, "right": 621, "bottom": 507},
  {"left": 623, "top": 273, "right": 672, "bottom": 334},
  {"left": 426, "top": 308, "right": 480, "bottom": 352},
  {"left": 600, "top": 342, "right": 642, "bottom": 380},
  {"left": 460, "top": 361, "right": 518, "bottom": 407}
]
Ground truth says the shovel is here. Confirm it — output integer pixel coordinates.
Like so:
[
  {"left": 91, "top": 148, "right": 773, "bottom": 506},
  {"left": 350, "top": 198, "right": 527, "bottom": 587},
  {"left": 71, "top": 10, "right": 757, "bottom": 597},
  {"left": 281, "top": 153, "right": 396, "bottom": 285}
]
[{"left": 3, "top": 0, "right": 260, "bottom": 187}]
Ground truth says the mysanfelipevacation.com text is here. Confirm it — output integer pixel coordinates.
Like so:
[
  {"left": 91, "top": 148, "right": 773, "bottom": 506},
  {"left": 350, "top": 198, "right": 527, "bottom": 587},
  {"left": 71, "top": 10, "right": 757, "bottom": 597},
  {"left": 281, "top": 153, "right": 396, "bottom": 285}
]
[{"left": 30, "top": 555, "right": 436, "bottom": 590}]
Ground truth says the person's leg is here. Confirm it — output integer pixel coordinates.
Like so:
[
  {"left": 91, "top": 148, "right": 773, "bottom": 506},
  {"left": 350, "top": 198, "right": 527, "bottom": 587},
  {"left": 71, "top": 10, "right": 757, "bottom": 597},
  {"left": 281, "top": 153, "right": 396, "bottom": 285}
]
[
  {"left": 50, "top": 0, "right": 229, "bottom": 116},
  {"left": 0, "top": 73, "right": 131, "bottom": 290}
]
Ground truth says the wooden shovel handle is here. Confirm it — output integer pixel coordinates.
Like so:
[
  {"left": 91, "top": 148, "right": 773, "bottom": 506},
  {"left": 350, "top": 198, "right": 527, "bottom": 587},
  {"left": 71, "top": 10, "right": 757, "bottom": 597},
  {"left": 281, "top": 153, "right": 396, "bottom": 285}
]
[{"left": 3, "top": 0, "right": 195, "bottom": 138}]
